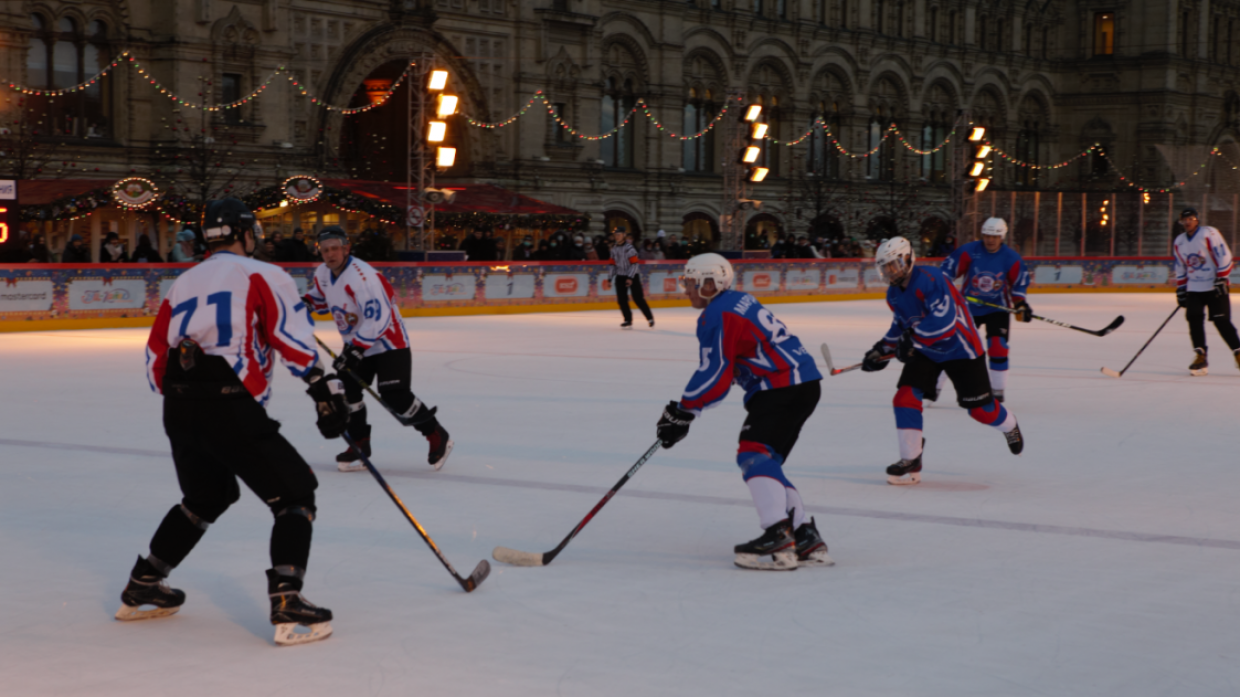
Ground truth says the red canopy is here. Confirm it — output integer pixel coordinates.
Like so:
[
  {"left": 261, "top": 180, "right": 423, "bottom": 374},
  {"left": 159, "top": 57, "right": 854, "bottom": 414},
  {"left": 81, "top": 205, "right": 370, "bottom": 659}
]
[
  {"left": 320, "top": 179, "right": 581, "bottom": 216},
  {"left": 18, "top": 180, "right": 114, "bottom": 206}
]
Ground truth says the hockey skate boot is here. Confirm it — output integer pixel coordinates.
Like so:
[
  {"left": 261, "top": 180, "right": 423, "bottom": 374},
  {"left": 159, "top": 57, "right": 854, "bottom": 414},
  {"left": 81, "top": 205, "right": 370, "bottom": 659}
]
[
  {"left": 115, "top": 556, "right": 185, "bottom": 621},
  {"left": 886, "top": 452, "right": 923, "bottom": 485},
  {"left": 1190, "top": 349, "right": 1208, "bottom": 376},
  {"left": 1234, "top": 349, "right": 1240, "bottom": 371},
  {"left": 267, "top": 569, "right": 333, "bottom": 646},
  {"left": 1005, "top": 422, "right": 1025, "bottom": 455},
  {"left": 993, "top": 389, "right": 1005, "bottom": 403},
  {"left": 336, "top": 437, "right": 371, "bottom": 472},
  {"left": 734, "top": 519, "right": 797, "bottom": 571},
  {"left": 620, "top": 321, "right": 633, "bottom": 330},
  {"left": 426, "top": 423, "right": 453, "bottom": 471},
  {"left": 794, "top": 517, "right": 835, "bottom": 567},
  {"left": 648, "top": 319, "right": 655, "bottom": 328}
]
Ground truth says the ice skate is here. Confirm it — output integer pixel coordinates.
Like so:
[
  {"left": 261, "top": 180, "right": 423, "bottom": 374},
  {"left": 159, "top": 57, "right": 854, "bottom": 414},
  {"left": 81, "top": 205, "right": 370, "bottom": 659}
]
[
  {"left": 794, "top": 517, "right": 835, "bottom": 567},
  {"left": 734, "top": 519, "right": 797, "bottom": 571},
  {"left": 427, "top": 423, "right": 453, "bottom": 471},
  {"left": 886, "top": 452, "right": 923, "bottom": 485},
  {"left": 336, "top": 437, "right": 370, "bottom": 472},
  {"left": 1234, "top": 349, "right": 1240, "bottom": 371},
  {"left": 648, "top": 319, "right": 655, "bottom": 328},
  {"left": 993, "top": 389, "right": 1005, "bottom": 403},
  {"left": 1005, "top": 423, "right": 1025, "bottom": 455},
  {"left": 620, "top": 321, "right": 633, "bottom": 330},
  {"left": 268, "top": 570, "right": 333, "bottom": 646},
  {"left": 115, "top": 556, "right": 185, "bottom": 621},
  {"left": 1189, "top": 349, "right": 1208, "bottom": 376}
]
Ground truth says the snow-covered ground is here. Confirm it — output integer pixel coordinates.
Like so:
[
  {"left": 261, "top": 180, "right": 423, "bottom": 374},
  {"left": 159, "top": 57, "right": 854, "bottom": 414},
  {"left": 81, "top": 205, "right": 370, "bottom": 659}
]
[{"left": 2, "top": 293, "right": 1237, "bottom": 696}]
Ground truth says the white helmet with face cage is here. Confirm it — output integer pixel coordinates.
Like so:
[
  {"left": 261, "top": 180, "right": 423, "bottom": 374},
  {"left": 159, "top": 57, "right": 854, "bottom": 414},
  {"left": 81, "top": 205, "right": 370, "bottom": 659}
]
[{"left": 681, "top": 253, "right": 735, "bottom": 299}]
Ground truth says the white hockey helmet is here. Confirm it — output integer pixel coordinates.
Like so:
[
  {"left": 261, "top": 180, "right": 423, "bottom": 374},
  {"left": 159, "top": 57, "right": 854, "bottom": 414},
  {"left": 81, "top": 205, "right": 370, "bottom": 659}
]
[
  {"left": 981, "top": 217, "right": 1008, "bottom": 237},
  {"left": 874, "top": 236, "right": 915, "bottom": 285},
  {"left": 681, "top": 253, "right": 734, "bottom": 298}
]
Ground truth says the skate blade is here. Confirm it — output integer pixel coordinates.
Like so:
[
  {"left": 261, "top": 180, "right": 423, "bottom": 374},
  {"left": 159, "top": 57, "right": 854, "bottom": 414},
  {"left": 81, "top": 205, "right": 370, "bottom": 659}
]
[
  {"left": 492, "top": 546, "right": 544, "bottom": 566},
  {"left": 431, "top": 440, "right": 454, "bottom": 471},
  {"left": 734, "top": 551, "right": 798, "bottom": 571},
  {"left": 887, "top": 472, "right": 921, "bottom": 485},
  {"left": 274, "top": 620, "right": 333, "bottom": 646},
  {"left": 115, "top": 603, "right": 180, "bottom": 621},
  {"left": 621, "top": 325, "right": 633, "bottom": 330},
  {"left": 798, "top": 550, "right": 836, "bottom": 568},
  {"left": 1190, "top": 368, "right": 1208, "bottom": 376},
  {"left": 337, "top": 461, "right": 366, "bottom": 472}
]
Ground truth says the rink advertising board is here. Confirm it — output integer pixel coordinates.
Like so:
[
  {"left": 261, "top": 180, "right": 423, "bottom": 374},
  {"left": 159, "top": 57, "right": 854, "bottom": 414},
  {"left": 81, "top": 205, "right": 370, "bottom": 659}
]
[{"left": 0, "top": 257, "right": 1191, "bottom": 330}]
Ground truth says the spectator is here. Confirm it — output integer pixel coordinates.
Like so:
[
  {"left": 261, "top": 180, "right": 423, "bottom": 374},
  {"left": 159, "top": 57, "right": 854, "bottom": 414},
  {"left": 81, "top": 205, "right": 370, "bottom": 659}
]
[
  {"left": 933, "top": 234, "right": 957, "bottom": 257},
  {"left": 30, "top": 233, "right": 50, "bottom": 263},
  {"left": 513, "top": 235, "right": 535, "bottom": 261},
  {"left": 268, "top": 231, "right": 293, "bottom": 262},
  {"left": 459, "top": 229, "right": 494, "bottom": 261},
  {"left": 61, "top": 235, "right": 89, "bottom": 263},
  {"left": 130, "top": 234, "right": 164, "bottom": 263},
  {"left": 593, "top": 234, "right": 610, "bottom": 261},
  {"left": 642, "top": 239, "right": 665, "bottom": 261},
  {"left": 100, "top": 232, "right": 129, "bottom": 263},
  {"left": 286, "top": 228, "right": 314, "bottom": 261},
  {"left": 533, "top": 239, "right": 553, "bottom": 260},
  {"left": 170, "top": 230, "right": 197, "bottom": 263},
  {"left": 492, "top": 233, "right": 508, "bottom": 261}
]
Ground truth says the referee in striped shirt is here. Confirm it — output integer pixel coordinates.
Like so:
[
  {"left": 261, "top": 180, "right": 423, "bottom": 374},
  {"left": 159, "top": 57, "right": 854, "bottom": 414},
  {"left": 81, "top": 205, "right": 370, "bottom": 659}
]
[{"left": 609, "top": 229, "right": 654, "bottom": 329}]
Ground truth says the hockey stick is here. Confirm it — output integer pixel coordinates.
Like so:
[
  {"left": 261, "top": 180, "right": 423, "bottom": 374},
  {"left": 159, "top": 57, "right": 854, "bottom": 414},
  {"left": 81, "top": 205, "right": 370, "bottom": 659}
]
[
  {"left": 1101, "top": 306, "right": 1181, "bottom": 378},
  {"left": 820, "top": 343, "right": 893, "bottom": 375},
  {"left": 314, "top": 336, "right": 408, "bottom": 423},
  {"left": 965, "top": 296, "right": 1125, "bottom": 337},
  {"left": 492, "top": 440, "right": 662, "bottom": 567},
  {"left": 341, "top": 432, "right": 490, "bottom": 592}
]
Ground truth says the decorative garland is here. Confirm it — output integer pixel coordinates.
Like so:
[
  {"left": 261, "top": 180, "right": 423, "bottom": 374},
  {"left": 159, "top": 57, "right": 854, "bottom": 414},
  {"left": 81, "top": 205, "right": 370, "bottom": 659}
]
[{"left": 111, "top": 177, "right": 160, "bottom": 210}]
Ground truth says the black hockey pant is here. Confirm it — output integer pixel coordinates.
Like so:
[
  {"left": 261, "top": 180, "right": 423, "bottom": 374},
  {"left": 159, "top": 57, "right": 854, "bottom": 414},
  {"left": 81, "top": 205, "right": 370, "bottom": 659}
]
[
  {"left": 148, "top": 393, "right": 319, "bottom": 575},
  {"left": 339, "top": 348, "right": 437, "bottom": 439},
  {"left": 1185, "top": 290, "right": 1240, "bottom": 353}
]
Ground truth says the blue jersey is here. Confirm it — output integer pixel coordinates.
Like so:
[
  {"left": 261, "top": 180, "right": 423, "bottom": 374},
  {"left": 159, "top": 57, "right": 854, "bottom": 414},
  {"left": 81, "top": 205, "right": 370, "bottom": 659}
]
[
  {"left": 680, "top": 289, "right": 822, "bottom": 415},
  {"left": 883, "top": 266, "right": 985, "bottom": 364},
  {"left": 940, "top": 241, "right": 1029, "bottom": 316}
]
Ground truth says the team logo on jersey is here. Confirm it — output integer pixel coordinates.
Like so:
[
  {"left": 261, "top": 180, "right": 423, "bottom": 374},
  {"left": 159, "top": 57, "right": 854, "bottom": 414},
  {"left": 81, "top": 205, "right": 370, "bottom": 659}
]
[
  {"left": 1185, "top": 253, "right": 1206, "bottom": 271},
  {"left": 331, "top": 307, "right": 358, "bottom": 332},
  {"left": 970, "top": 271, "right": 1005, "bottom": 294}
]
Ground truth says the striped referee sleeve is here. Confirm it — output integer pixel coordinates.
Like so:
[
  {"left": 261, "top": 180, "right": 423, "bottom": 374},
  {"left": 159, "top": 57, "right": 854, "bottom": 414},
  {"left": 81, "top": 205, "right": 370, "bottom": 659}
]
[{"left": 610, "top": 242, "right": 642, "bottom": 277}]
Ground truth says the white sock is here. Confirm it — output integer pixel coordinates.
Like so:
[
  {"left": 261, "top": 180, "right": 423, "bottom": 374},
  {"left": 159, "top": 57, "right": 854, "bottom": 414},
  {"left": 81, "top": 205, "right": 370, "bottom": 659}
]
[
  {"left": 785, "top": 487, "right": 805, "bottom": 529},
  {"left": 989, "top": 368, "right": 1008, "bottom": 392},
  {"left": 897, "top": 428, "right": 924, "bottom": 461},
  {"left": 994, "top": 411, "right": 1017, "bottom": 433},
  {"left": 746, "top": 477, "right": 790, "bottom": 529}
]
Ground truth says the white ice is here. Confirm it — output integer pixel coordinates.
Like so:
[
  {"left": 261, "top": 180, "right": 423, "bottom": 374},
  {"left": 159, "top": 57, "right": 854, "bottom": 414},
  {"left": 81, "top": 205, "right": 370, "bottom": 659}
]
[{"left": 2, "top": 293, "right": 1238, "bottom": 696}]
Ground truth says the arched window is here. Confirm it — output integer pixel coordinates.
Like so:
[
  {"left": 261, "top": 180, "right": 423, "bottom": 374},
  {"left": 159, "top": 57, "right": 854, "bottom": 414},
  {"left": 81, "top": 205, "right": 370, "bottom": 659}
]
[
  {"left": 949, "top": 10, "right": 958, "bottom": 45},
  {"left": 875, "top": 0, "right": 885, "bottom": 35},
  {"left": 25, "top": 14, "right": 112, "bottom": 138},
  {"left": 1025, "top": 23, "right": 1033, "bottom": 56},
  {"left": 1041, "top": 27, "right": 1049, "bottom": 58},
  {"left": 808, "top": 100, "right": 842, "bottom": 179},
  {"left": 840, "top": 0, "right": 849, "bottom": 29},
  {"left": 978, "top": 15, "right": 988, "bottom": 50},
  {"left": 929, "top": 7, "right": 938, "bottom": 42},
  {"left": 921, "top": 84, "right": 953, "bottom": 183},
  {"left": 995, "top": 18, "right": 1005, "bottom": 51},
  {"left": 1015, "top": 99, "right": 1045, "bottom": 187},
  {"left": 867, "top": 114, "right": 893, "bottom": 180},
  {"left": 682, "top": 86, "right": 719, "bottom": 173},
  {"left": 600, "top": 77, "right": 635, "bottom": 168}
]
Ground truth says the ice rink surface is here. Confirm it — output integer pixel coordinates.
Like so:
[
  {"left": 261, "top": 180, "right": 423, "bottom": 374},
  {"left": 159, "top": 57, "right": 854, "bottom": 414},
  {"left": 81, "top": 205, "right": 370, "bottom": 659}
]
[{"left": 2, "top": 293, "right": 1238, "bottom": 696}]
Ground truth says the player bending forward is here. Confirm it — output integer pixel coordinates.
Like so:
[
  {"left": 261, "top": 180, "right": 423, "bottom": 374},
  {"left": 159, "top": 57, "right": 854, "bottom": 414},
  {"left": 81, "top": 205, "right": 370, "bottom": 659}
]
[
  {"left": 305, "top": 226, "right": 453, "bottom": 471},
  {"left": 862, "top": 237, "right": 1024, "bottom": 485},
  {"left": 655, "top": 253, "right": 830, "bottom": 570},
  {"left": 119, "top": 198, "right": 349, "bottom": 645},
  {"left": 1173, "top": 207, "right": 1240, "bottom": 376},
  {"left": 940, "top": 217, "right": 1030, "bottom": 402}
]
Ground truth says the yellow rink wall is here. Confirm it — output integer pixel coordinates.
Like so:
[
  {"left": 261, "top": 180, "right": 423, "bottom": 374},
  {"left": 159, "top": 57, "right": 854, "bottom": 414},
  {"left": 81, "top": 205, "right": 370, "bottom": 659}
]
[{"left": 0, "top": 257, "right": 1186, "bottom": 333}]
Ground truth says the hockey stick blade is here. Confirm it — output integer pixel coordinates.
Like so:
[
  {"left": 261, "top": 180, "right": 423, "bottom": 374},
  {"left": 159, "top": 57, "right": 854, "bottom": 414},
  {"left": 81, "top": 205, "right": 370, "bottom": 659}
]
[
  {"left": 1096, "top": 316, "right": 1125, "bottom": 337},
  {"left": 492, "top": 546, "right": 545, "bottom": 567},
  {"left": 1100, "top": 367, "right": 1123, "bottom": 378},
  {"left": 462, "top": 560, "right": 491, "bottom": 591},
  {"left": 819, "top": 343, "right": 838, "bottom": 373}
]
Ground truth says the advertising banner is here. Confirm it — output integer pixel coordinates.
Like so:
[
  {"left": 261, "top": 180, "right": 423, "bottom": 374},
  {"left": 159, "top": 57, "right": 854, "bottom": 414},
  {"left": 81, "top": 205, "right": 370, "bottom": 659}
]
[
  {"left": 742, "top": 269, "right": 781, "bottom": 294},
  {"left": 421, "top": 274, "right": 477, "bottom": 302},
  {"left": 542, "top": 273, "right": 590, "bottom": 298},
  {"left": 67, "top": 278, "right": 148, "bottom": 312},
  {"left": 1111, "top": 265, "right": 1170, "bottom": 285},
  {"left": 0, "top": 279, "right": 54, "bottom": 312},
  {"left": 484, "top": 273, "right": 536, "bottom": 300},
  {"left": 785, "top": 267, "right": 823, "bottom": 291},
  {"left": 646, "top": 271, "right": 681, "bottom": 296}
]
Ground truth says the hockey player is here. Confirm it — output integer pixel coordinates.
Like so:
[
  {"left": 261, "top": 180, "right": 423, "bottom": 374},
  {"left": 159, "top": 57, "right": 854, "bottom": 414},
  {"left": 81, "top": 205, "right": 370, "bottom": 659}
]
[
  {"left": 304, "top": 226, "right": 453, "bottom": 471},
  {"left": 119, "top": 198, "right": 349, "bottom": 645},
  {"left": 940, "top": 217, "right": 1030, "bottom": 402},
  {"left": 863, "top": 236, "right": 1024, "bottom": 485},
  {"left": 1172, "top": 207, "right": 1239, "bottom": 375},
  {"left": 655, "top": 253, "right": 830, "bottom": 571}
]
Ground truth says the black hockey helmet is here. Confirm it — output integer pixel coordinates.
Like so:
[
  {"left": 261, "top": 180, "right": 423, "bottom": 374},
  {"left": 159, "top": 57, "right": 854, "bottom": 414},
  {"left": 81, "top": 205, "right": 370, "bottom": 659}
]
[
  {"left": 201, "top": 197, "right": 257, "bottom": 245},
  {"left": 317, "top": 225, "right": 348, "bottom": 245}
]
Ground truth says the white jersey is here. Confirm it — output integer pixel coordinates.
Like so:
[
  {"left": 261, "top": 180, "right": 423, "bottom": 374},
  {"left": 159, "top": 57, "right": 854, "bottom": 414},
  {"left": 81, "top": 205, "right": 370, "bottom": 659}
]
[
  {"left": 305, "top": 256, "right": 410, "bottom": 355},
  {"left": 1174, "top": 225, "right": 1233, "bottom": 292},
  {"left": 146, "top": 251, "right": 320, "bottom": 405}
]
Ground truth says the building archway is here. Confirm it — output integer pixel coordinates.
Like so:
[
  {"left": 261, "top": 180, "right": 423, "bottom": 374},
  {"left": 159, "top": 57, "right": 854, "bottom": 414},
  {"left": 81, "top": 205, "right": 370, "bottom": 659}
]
[
  {"left": 745, "top": 213, "right": 784, "bottom": 245},
  {"left": 681, "top": 211, "right": 719, "bottom": 252},
  {"left": 604, "top": 209, "right": 642, "bottom": 238}
]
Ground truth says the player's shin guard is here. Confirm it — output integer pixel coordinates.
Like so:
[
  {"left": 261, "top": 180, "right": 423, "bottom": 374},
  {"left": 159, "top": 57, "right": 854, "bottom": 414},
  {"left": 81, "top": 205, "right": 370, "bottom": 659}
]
[
  {"left": 893, "top": 385, "right": 925, "bottom": 461},
  {"left": 269, "top": 500, "right": 315, "bottom": 572},
  {"left": 737, "top": 442, "right": 798, "bottom": 530},
  {"left": 988, "top": 336, "right": 1009, "bottom": 393},
  {"left": 969, "top": 400, "right": 1017, "bottom": 433},
  {"left": 148, "top": 503, "right": 216, "bottom": 570}
]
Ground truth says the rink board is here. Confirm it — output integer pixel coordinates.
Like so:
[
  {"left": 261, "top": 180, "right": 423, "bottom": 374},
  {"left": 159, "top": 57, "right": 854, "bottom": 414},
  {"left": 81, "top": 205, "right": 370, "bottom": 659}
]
[{"left": 0, "top": 257, "right": 1186, "bottom": 331}]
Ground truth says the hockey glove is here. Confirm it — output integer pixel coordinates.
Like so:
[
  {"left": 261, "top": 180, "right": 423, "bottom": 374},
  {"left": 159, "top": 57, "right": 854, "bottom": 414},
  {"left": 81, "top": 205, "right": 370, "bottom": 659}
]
[
  {"left": 1176, "top": 285, "right": 1188, "bottom": 308},
  {"left": 896, "top": 330, "right": 917, "bottom": 363},
  {"left": 861, "top": 340, "right": 892, "bottom": 372},
  {"left": 656, "top": 401, "right": 695, "bottom": 449},
  {"left": 306, "top": 373, "right": 349, "bottom": 439},
  {"left": 1013, "top": 299, "right": 1033, "bottom": 323},
  {"left": 1215, "top": 278, "right": 1230, "bottom": 299},
  {"left": 333, "top": 343, "right": 365, "bottom": 376}
]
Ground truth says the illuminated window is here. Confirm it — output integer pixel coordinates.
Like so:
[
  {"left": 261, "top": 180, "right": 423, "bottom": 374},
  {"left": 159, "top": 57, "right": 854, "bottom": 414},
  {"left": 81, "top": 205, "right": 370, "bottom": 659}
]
[{"left": 1094, "top": 12, "right": 1115, "bottom": 55}]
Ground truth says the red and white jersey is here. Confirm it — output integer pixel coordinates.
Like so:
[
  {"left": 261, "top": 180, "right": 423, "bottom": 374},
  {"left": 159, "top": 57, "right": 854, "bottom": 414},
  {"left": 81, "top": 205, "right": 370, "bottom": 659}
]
[
  {"left": 304, "top": 256, "right": 410, "bottom": 355},
  {"left": 145, "top": 251, "right": 321, "bottom": 405},
  {"left": 1174, "top": 225, "right": 1233, "bottom": 292}
]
